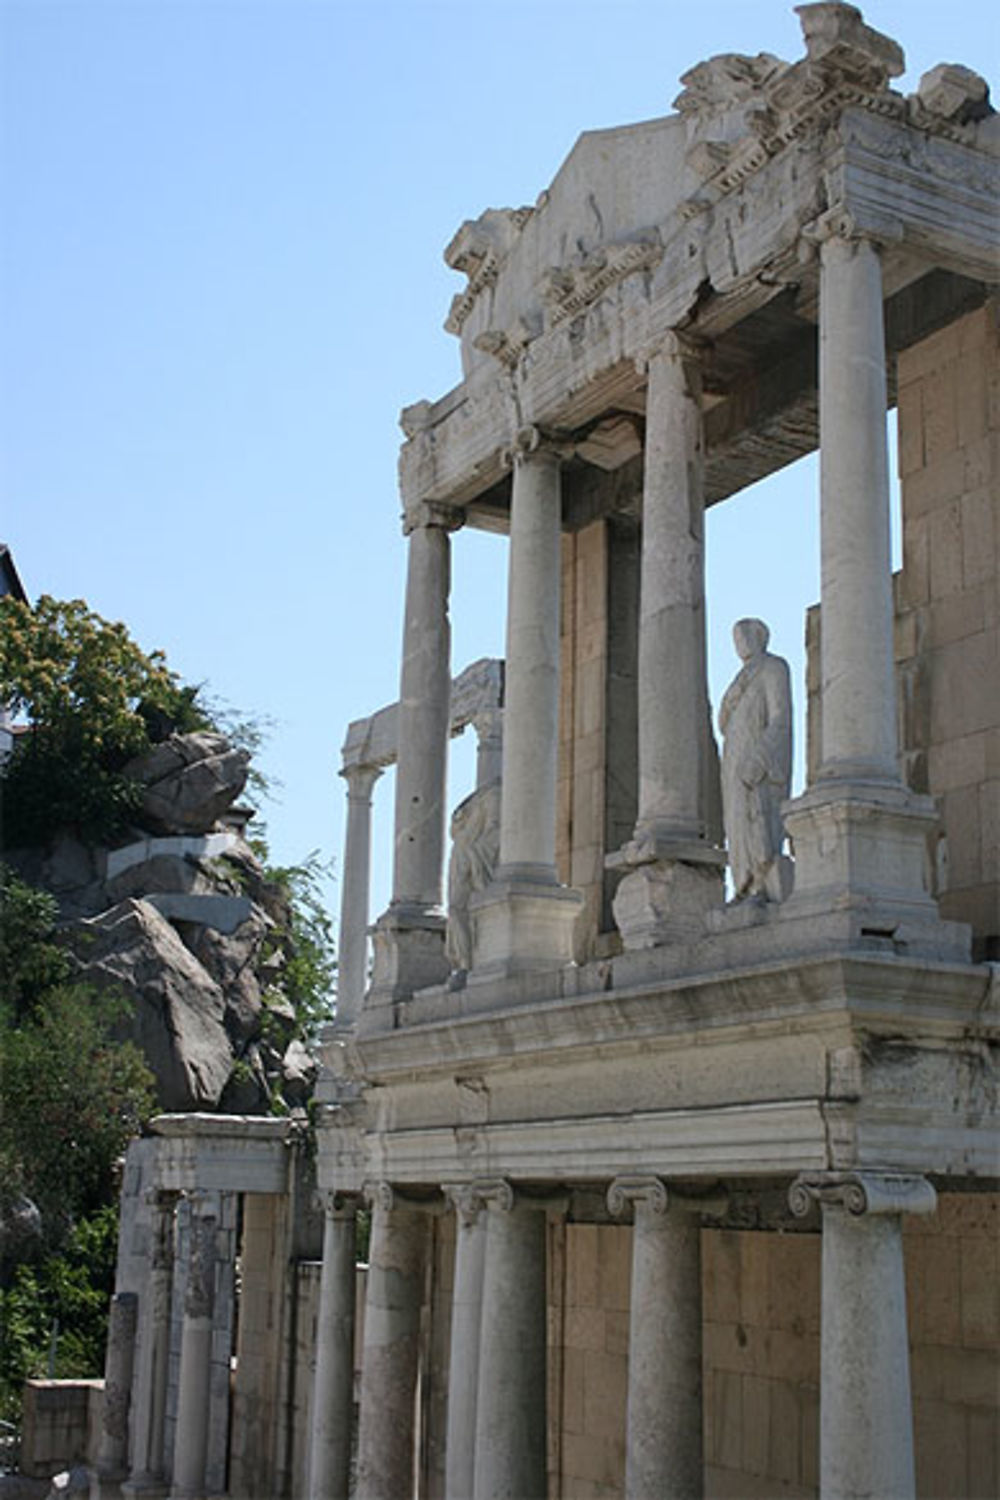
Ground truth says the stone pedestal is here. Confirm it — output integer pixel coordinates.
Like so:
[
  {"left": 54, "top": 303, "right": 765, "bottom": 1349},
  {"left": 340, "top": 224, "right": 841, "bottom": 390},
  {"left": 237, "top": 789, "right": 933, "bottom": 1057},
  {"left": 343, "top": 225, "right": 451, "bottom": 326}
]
[
  {"left": 169, "top": 1198, "right": 217, "bottom": 1500},
  {"left": 96, "top": 1292, "right": 138, "bottom": 1481},
  {"left": 335, "top": 765, "right": 381, "bottom": 1031},
  {"left": 609, "top": 1178, "right": 705, "bottom": 1500},
  {"left": 444, "top": 1187, "right": 488, "bottom": 1500},
  {"left": 790, "top": 1172, "right": 936, "bottom": 1500},
  {"left": 307, "top": 1193, "right": 357, "bottom": 1500},
  {"left": 609, "top": 337, "right": 724, "bottom": 948},
  {"left": 471, "top": 430, "right": 583, "bottom": 974},
  {"left": 355, "top": 1189, "right": 427, "bottom": 1500},
  {"left": 473, "top": 1184, "right": 548, "bottom": 1500}
]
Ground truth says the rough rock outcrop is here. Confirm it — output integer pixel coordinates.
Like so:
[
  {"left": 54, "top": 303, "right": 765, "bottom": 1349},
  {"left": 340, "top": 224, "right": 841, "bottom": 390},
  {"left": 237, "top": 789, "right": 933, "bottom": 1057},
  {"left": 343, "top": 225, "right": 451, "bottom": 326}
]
[
  {"left": 123, "top": 731, "right": 249, "bottom": 835},
  {"left": 64, "top": 899, "right": 233, "bottom": 1112}
]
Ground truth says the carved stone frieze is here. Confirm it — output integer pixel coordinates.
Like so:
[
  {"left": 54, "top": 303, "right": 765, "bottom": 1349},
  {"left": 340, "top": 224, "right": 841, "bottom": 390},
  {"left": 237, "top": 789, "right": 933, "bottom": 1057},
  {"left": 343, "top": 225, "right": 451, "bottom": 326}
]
[
  {"left": 540, "top": 239, "right": 663, "bottom": 329},
  {"left": 444, "top": 207, "right": 534, "bottom": 336}
]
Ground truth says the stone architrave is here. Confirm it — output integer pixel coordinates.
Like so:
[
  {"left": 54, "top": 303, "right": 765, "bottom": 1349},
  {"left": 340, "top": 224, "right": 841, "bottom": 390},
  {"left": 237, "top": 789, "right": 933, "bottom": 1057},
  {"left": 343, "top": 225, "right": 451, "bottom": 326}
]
[
  {"left": 608, "top": 1177, "right": 709, "bottom": 1500},
  {"left": 95, "top": 1291, "right": 139, "bottom": 1480},
  {"left": 472, "top": 1181, "right": 548, "bottom": 1500},
  {"left": 609, "top": 335, "right": 725, "bottom": 949},
  {"left": 790, "top": 1171, "right": 937, "bottom": 1500},
  {"left": 354, "top": 1186, "right": 427, "bottom": 1500},
  {"left": 718, "top": 618, "right": 793, "bottom": 903},
  {"left": 445, "top": 780, "right": 501, "bottom": 974},
  {"left": 307, "top": 1191, "right": 358, "bottom": 1500}
]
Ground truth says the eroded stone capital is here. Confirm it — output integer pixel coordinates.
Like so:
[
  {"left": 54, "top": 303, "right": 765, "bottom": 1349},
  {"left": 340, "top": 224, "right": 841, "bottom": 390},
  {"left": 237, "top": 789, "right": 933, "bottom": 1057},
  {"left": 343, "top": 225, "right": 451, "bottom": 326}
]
[
  {"left": 314, "top": 1189, "right": 358, "bottom": 1221},
  {"left": 401, "top": 500, "right": 464, "bottom": 536},
  {"left": 339, "top": 761, "right": 382, "bottom": 801},
  {"left": 788, "top": 1171, "right": 937, "bottom": 1219},
  {"left": 634, "top": 328, "right": 707, "bottom": 380},
  {"left": 801, "top": 205, "right": 904, "bottom": 253},
  {"left": 607, "top": 1175, "right": 669, "bottom": 1218},
  {"left": 500, "top": 424, "right": 573, "bottom": 471}
]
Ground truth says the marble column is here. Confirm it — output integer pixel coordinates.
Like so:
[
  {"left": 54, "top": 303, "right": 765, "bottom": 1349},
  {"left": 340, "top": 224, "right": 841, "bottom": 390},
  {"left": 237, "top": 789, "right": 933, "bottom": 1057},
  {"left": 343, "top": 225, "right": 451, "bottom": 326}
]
[
  {"left": 307, "top": 1192, "right": 357, "bottom": 1500},
  {"left": 366, "top": 503, "right": 461, "bottom": 1020},
  {"left": 443, "top": 1186, "right": 488, "bottom": 1500},
  {"left": 124, "top": 1191, "right": 176, "bottom": 1495},
  {"left": 470, "top": 429, "right": 582, "bottom": 973},
  {"left": 472, "top": 1182, "right": 548, "bottom": 1500},
  {"left": 781, "top": 219, "right": 965, "bottom": 957},
  {"left": 96, "top": 1291, "right": 139, "bottom": 1480},
  {"left": 609, "top": 336, "right": 724, "bottom": 949},
  {"left": 816, "top": 231, "right": 896, "bottom": 785},
  {"left": 336, "top": 763, "right": 381, "bottom": 1030},
  {"left": 608, "top": 1177, "right": 705, "bottom": 1499},
  {"left": 169, "top": 1195, "right": 217, "bottom": 1500},
  {"left": 472, "top": 706, "right": 503, "bottom": 789},
  {"left": 790, "top": 1171, "right": 936, "bottom": 1500},
  {"left": 355, "top": 1187, "right": 427, "bottom": 1500}
]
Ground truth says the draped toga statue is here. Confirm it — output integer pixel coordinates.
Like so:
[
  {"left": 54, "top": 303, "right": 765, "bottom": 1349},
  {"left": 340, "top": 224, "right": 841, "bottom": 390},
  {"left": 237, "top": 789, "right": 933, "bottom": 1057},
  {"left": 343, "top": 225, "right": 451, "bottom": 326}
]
[
  {"left": 718, "top": 618, "right": 793, "bottom": 903},
  {"left": 446, "top": 779, "right": 502, "bottom": 973}
]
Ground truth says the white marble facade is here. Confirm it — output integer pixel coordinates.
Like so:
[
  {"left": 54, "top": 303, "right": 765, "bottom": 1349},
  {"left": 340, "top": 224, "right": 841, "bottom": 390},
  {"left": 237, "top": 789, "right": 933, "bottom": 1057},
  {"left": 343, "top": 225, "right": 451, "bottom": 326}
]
[{"left": 106, "top": 7, "right": 998, "bottom": 1499}]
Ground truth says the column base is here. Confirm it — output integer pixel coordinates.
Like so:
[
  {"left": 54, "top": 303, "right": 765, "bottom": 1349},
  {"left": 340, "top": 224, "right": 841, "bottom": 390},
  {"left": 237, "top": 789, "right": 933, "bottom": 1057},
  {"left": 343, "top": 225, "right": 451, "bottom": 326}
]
[
  {"left": 608, "top": 838, "right": 725, "bottom": 950},
  {"left": 361, "top": 904, "right": 449, "bottom": 1031},
  {"left": 781, "top": 779, "right": 970, "bottom": 961},
  {"left": 469, "top": 871, "right": 583, "bottom": 976}
]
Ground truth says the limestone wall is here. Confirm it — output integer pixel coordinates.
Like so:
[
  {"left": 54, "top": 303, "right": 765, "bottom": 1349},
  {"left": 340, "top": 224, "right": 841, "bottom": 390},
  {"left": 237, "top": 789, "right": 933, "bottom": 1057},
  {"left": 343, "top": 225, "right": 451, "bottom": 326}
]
[
  {"left": 553, "top": 1198, "right": 998, "bottom": 1500},
  {"left": 895, "top": 301, "right": 999, "bottom": 958}
]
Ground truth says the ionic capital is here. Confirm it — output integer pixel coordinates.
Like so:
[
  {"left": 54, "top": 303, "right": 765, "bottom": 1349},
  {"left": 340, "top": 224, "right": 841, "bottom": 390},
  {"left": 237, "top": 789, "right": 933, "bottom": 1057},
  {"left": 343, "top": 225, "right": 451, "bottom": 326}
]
[
  {"left": 314, "top": 1189, "right": 359, "bottom": 1220},
  {"left": 500, "top": 425, "right": 573, "bottom": 471},
  {"left": 634, "top": 328, "right": 708, "bottom": 380},
  {"left": 401, "top": 500, "right": 464, "bottom": 536},
  {"left": 607, "top": 1175, "right": 669, "bottom": 1218},
  {"left": 788, "top": 1171, "right": 937, "bottom": 1220},
  {"left": 800, "top": 206, "right": 904, "bottom": 255},
  {"left": 363, "top": 1181, "right": 448, "bottom": 1215}
]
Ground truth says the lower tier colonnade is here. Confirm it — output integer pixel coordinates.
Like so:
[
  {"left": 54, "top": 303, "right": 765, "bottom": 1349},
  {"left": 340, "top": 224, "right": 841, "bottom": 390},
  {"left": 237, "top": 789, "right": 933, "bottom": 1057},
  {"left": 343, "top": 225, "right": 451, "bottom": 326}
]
[{"left": 305, "top": 1168, "right": 937, "bottom": 1500}]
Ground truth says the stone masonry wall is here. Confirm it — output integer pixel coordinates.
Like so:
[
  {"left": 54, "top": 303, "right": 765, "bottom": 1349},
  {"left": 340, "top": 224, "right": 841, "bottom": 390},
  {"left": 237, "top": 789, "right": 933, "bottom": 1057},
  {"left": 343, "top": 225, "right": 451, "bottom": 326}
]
[
  {"left": 554, "top": 1197, "right": 998, "bottom": 1500},
  {"left": 558, "top": 521, "right": 610, "bottom": 963},
  {"left": 895, "top": 301, "right": 999, "bottom": 957}
]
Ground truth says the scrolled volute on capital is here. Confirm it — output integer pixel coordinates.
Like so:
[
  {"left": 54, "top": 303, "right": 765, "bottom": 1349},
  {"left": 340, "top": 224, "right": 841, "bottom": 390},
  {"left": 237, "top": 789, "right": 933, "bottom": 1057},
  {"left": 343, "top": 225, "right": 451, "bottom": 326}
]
[
  {"left": 788, "top": 1171, "right": 937, "bottom": 1219},
  {"left": 401, "top": 500, "right": 464, "bottom": 537}
]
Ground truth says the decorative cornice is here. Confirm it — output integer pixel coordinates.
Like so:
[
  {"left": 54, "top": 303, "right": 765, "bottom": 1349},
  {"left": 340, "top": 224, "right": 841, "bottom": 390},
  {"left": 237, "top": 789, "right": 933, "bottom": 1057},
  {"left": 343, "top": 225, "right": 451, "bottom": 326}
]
[
  {"left": 540, "top": 239, "right": 663, "bottom": 329},
  {"left": 444, "top": 207, "right": 535, "bottom": 337},
  {"left": 788, "top": 1170, "right": 937, "bottom": 1219}
]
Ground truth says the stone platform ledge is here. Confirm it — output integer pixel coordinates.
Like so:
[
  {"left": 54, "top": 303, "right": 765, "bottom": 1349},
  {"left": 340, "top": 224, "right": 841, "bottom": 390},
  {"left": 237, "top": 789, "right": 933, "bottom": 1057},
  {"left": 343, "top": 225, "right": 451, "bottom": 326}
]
[
  {"left": 148, "top": 1113, "right": 299, "bottom": 1195},
  {"left": 149, "top": 1113, "right": 295, "bottom": 1141},
  {"left": 345, "top": 952, "right": 995, "bottom": 1079}
]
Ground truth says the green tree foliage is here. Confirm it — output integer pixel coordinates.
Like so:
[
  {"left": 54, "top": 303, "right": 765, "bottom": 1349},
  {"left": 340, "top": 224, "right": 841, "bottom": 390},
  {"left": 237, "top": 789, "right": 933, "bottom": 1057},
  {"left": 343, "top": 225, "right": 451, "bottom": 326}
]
[
  {"left": 0, "top": 594, "right": 208, "bottom": 846},
  {"left": 261, "top": 851, "right": 337, "bottom": 1041}
]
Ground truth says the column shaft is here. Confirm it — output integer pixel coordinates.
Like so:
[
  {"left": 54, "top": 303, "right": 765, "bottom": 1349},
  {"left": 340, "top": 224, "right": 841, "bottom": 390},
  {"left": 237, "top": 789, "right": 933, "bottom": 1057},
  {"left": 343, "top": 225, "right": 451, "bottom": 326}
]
[
  {"left": 818, "top": 233, "right": 897, "bottom": 783},
  {"left": 626, "top": 1205, "right": 703, "bottom": 1499},
  {"left": 355, "top": 1201, "right": 426, "bottom": 1500},
  {"left": 498, "top": 444, "right": 563, "bottom": 878},
  {"left": 636, "top": 337, "right": 708, "bottom": 841},
  {"left": 336, "top": 765, "right": 380, "bottom": 1027},
  {"left": 307, "top": 1199, "right": 357, "bottom": 1500},
  {"left": 445, "top": 1204, "right": 487, "bottom": 1500},
  {"left": 473, "top": 1206, "right": 547, "bottom": 1500},
  {"left": 820, "top": 1206, "right": 915, "bottom": 1498},
  {"left": 126, "top": 1194, "right": 175, "bottom": 1491},
  {"left": 170, "top": 1204, "right": 217, "bottom": 1500},
  {"left": 394, "top": 521, "right": 452, "bottom": 907},
  {"left": 96, "top": 1291, "right": 139, "bottom": 1479}
]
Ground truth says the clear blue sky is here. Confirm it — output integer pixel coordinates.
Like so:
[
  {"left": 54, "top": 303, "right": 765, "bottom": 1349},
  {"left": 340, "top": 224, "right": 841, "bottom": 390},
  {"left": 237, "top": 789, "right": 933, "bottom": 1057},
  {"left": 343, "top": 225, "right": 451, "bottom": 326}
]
[{"left": 2, "top": 0, "right": 997, "bottom": 931}]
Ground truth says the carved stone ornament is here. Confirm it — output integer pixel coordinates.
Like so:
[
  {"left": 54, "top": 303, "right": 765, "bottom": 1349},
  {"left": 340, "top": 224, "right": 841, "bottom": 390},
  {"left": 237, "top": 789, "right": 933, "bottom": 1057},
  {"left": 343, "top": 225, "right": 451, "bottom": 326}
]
[
  {"left": 607, "top": 1175, "right": 669, "bottom": 1218},
  {"left": 444, "top": 206, "right": 534, "bottom": 336},
  {"left": 540, "top": 239, "right": 663, "bottom": 329},
  {"left": 788, "top": 1171, "right": 938, "bottom": 1219},
  {"left": 446, "top": 779, "right": 501, "bottom": 972},
  {"left": 673, "top": 52, "right": 788, "bottom": 115},
  {"left": 499, "top": 424, "right": 573, "bottom": 471},
  {"left": 184, "top": 1207, "right": 217, "bottom": 1320},
  {"left": 401, "top": 500, "right": 464, "bottom": 537},
  {"left": 314, "top": 1189, "right": 357, "bottom": 1219}
]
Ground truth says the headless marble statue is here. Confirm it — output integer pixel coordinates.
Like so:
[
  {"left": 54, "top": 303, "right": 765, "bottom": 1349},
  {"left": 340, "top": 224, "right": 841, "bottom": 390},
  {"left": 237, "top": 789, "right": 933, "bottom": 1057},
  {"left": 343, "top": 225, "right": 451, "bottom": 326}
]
[
  {"left": 446, "top": 780, "right": 501, "bottom": 972},
  {"left": 718, "top": 618, "right": 793, "bottom": 903}
]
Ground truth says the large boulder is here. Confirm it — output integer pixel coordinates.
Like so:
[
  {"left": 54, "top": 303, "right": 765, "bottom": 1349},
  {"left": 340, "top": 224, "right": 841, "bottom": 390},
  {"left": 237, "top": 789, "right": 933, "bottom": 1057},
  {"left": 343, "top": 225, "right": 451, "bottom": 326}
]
[
  {"left": 124, "top": 732, "right": 249, "bottom": 835},
  {"left": 63, "top": 899, "right": 233, "bottom": 1111}
]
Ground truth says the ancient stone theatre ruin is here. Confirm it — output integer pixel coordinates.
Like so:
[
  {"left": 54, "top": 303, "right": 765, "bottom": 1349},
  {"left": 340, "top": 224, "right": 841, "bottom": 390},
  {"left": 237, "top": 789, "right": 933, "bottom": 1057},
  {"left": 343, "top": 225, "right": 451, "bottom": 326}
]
[{"left": 101, "top": 7, "right": 998, "bottom": 1499}]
